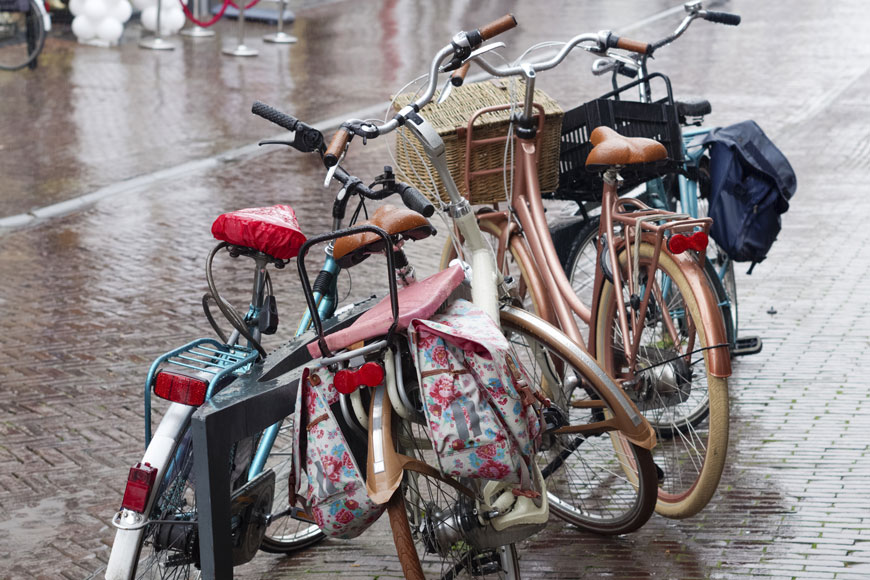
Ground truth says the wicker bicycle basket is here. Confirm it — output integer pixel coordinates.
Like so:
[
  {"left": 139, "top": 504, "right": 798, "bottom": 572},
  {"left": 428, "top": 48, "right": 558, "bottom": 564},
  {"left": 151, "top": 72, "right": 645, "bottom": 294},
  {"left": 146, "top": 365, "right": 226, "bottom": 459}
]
[{"left": 392, "top": 80, "right": 564, "bottom": 205}]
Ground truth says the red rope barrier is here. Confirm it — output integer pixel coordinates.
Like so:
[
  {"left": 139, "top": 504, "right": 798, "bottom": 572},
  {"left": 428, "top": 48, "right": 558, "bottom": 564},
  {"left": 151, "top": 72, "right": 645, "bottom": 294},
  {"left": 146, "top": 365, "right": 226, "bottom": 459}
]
[{"left": 179, "top": 0, "right": 261, "bottom": 28}]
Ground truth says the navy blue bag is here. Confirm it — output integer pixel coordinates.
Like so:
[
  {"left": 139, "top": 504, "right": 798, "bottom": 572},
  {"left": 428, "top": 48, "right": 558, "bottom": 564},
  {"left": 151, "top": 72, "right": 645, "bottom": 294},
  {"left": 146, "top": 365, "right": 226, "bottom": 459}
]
[{"left": 700, "top": 120, "right": 797, "bottom": 271}]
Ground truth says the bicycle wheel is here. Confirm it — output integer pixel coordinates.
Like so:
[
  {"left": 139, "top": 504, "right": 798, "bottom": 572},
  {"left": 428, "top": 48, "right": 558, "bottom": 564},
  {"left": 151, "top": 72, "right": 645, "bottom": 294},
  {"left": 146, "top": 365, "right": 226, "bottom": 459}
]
[
  {"left": 564, "top": 215, "right": 737, "bottom": 350},
  {"left": 500, "top": 307, "right": 658, "bottom": 535},
  {"left": 259, "top": 417, "right": 326, "bottom": 553},
  {"left": 388, "top": 415, "right": 521, "bottom": 579},
  {"left": 594, "top": 242, "right": 729, "bottom": 519},
  {"left": 128, "top": 427, "right": 202, "bottom": 579},
  {"left": 562, "top": 216, "right": 600, "bottom": 339},
  {"left": 0, "top": 0, "right": 45, "bottom": 71}
]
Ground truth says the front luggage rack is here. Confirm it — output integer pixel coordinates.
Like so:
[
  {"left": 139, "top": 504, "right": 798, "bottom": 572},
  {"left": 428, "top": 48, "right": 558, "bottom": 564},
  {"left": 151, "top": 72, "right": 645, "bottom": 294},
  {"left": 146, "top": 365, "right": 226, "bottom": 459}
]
[{"left": 144, "top": 339, "right": 258, "bottom": 444}]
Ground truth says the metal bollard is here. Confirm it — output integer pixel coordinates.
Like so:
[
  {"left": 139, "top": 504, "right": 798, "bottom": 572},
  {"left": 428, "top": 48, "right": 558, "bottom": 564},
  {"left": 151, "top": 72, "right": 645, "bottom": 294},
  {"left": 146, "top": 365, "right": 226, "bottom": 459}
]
[
  {"left": 140, "top": 0, "right": 176, "bottom": 50},
  {"left": 180, "top": 0, "right": 216, "bottom": 38},
  {"left": 223, "top": 0, "right": 258, "bottom": 56},
  {"left": 263, "top": 0, "right": 296, "bottom": 44}
]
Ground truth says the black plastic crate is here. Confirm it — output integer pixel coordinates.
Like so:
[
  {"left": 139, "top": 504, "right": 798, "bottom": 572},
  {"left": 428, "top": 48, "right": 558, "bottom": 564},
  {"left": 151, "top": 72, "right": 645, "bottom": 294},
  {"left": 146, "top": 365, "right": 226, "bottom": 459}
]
[{"left": 549, "top": 97, "right": 683, "bottom": 202}]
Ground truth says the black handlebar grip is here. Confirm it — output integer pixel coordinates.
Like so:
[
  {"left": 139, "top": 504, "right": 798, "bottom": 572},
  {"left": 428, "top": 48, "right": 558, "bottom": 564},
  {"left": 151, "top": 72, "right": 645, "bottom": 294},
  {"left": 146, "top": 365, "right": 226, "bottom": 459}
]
[
  {"left": 251, "top": 101, "right": 300, "bottom": 132},
  {"left": 398, "top": 183, "right": 436, "bottom": 217},
  {"left": 703, "top": 11, "right": 741, "bottom": 26}
]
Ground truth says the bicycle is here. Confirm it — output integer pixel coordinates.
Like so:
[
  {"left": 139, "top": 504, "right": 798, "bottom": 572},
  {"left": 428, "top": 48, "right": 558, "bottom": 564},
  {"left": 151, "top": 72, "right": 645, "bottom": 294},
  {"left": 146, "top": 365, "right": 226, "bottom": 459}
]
[
  {"left": 0, "top": 0, "right": 49, "bottom": 71},
  {"left": 107, "top": 14, "right": 658, "bottom": 578},
  {"left": 408, "top": 21, "right": 733, "bottom": 520},
  {"left": 558, "top": 1, "right": 762, "bottom": 357}
]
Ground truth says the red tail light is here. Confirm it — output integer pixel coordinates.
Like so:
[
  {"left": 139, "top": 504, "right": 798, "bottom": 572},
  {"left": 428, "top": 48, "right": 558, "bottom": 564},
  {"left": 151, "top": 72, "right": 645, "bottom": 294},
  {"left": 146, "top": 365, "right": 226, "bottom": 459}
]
[
  {"left": 668, "top": 231, "right": 708, "bottom": 254},
  {"left": 334, "top": 362, "right": 385, "bottom": 395},
  {"left": 121, "top": 462, "right": 158, "bottom": 513},
  {"left": 154, "top": 370, "right": 208, "bottom": 406}
]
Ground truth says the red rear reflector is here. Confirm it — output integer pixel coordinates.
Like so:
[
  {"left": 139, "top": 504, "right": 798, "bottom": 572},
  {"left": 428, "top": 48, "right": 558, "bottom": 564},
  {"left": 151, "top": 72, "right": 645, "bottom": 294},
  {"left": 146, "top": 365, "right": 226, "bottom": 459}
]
[
  {"left": 154, "top": 370, "right": 208, "bottom": 406},
  {"left": 669, "top": 231, "right": 709, "bottom": 255},
  {"left": 121, "top": 462, "right": 158, "bottom": 513},
  {"left": 668, "top": 234, "right": 690, "bottom": 254},
  {"left": 689, "top": 231, "right": 709, "bottom": 252},
  {"left": 334, "top": 362, "right": 385, "bottom": 395}
]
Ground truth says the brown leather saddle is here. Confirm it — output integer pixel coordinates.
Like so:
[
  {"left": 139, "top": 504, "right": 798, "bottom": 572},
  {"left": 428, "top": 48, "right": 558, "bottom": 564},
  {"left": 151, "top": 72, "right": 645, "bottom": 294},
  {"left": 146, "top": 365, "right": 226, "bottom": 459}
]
[
  {"left": 585, "top": 126, "right": 668, "bottom": 172},
  {"left": 333, "top": 204, "right": 436, "bottom": 268}
]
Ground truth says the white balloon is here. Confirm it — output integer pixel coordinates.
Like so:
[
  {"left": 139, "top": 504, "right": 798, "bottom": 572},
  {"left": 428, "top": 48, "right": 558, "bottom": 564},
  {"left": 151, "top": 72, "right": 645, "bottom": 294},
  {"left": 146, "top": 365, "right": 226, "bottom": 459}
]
[
  {"left": 82, "top": 0, "right": 108, "bottom": 21},
  {"left": 96, "top": 17, "right": 124, "bottom": 42},
  {"left": 71, "top": 14, "right": 96, "bottom": 40},
  {"left": 109, "top": 0, "right": 132, "bottom": 23},
  {"left": 130, "top": 0, "right": 153, "bottom": 12},
  {"left": 163, "top": 7, "right": 185, "bottom": 34},
  {"left": 68, "top": 0, "right": 85, "bottom": 16},
  {"left": 141, "top": 5, "right": 156, "bottom": 31}
]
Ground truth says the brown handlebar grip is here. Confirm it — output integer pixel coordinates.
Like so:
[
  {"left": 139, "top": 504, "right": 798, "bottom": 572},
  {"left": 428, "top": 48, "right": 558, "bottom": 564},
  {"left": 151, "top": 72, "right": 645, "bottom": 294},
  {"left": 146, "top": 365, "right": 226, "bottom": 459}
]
[
  {"left": 450, "top": 62, "right": 471, "bottom": 87},
  {"left": 323, "top": 126, "right": 351, "bottom": 168},
  {"left": 478, "top": 14, "right": 517, "bottom": 41},
  {"left": 616, "top": 36, "right": 650, "bottom": 54}
]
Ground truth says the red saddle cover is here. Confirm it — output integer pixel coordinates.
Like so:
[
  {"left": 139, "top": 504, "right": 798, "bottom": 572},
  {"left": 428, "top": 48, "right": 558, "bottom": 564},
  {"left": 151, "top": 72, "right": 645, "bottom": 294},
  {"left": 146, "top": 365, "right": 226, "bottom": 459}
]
[{"left": 211, "top": 205, "right": 307, "bottom": 260}]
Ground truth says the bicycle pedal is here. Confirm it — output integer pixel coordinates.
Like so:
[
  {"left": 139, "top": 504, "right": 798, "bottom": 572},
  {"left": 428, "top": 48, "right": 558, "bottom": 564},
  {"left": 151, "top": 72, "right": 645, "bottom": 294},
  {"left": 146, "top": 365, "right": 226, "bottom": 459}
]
[
  {"left": 732, "top": 335, "right": 763, "bottom": 357},
  {"left": 655, "top": 462, "right": 665, "bottom": 485}
]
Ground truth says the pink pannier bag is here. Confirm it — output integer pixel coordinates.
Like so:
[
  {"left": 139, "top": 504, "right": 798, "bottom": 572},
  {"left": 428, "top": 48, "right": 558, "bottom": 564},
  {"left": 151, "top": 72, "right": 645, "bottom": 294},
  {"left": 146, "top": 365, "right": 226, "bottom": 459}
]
[
  {"left": 291, "top": 365, "right": 385, "bottom": 539},
  {"left": 409, "top": 299, "right": 543, "bottom": 485}
]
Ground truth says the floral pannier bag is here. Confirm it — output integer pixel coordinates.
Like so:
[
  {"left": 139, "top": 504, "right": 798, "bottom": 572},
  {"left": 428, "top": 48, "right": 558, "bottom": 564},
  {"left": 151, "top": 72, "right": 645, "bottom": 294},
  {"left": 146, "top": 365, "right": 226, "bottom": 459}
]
[
  {"left": 408, "top": 299, "right": 543, "bottom": 487},
  {"left": 291, "top": 365, "right": 386, "bottom": 539}
]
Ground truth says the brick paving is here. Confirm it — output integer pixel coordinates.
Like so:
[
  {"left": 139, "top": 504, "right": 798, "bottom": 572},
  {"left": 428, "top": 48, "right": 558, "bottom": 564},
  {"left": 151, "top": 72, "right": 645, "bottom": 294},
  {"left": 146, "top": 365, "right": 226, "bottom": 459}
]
[{"left": 1, "top": 1, "right": 869, "bottom": 579}]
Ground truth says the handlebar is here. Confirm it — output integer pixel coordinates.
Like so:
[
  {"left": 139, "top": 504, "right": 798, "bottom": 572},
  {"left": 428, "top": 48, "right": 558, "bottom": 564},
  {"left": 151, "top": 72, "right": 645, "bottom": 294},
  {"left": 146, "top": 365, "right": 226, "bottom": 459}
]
[
  {"left": 251, "top": 101, "right": 324, "bottom": 154},
  {"left": 478, "top": 14, "right": 518, "bottom": 42},
  {"left": 649, "top": 1, "right": 740, "bottom": 54}
]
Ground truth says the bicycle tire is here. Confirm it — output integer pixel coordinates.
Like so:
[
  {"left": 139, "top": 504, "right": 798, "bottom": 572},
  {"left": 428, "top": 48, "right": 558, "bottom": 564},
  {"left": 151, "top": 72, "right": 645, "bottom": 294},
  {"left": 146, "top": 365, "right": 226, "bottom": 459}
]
[
  {"left": 500, "top": 307, "right": 658, "bottom": 535},
  {"left": 258, "top": 417, "right": 326, "bottom": 553},
  {"left": 594, "top": 242, "right": 730, "bottom": 519},
  {"left": 0, "top": 0, "right": 45, "bottom": 71},
  {"left": 387, "top": 413, "right": 521, "bottom": 579}
]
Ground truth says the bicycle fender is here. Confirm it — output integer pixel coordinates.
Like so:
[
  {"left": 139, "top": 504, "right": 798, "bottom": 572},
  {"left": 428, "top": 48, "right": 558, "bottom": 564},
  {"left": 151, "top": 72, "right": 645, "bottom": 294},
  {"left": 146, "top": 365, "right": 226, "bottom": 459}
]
[
  {"left": 106, "top": 403, "right": 195, "bottom": 580},
  {"left": 365, "top": 385, "right": 405, "bottom": 504},
  {"left": 666, "top": 249, "right": 732, "bottom": 378}
]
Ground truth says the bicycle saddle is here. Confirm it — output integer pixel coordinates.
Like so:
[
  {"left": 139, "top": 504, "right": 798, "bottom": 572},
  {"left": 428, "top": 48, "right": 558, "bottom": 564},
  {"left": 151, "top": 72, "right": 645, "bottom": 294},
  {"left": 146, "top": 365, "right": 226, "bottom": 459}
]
[
  {"left": 585, "top": 126, "right": 668, "bottom": 171},
  {"left": 676, "top": 98, "right": 712, "bottom": 119},
  {"left": 333, "top": 204, "right": 436, "bottom": 268},
  {"left": 211, "top": 204, "right": 307, "bottom": 260}
]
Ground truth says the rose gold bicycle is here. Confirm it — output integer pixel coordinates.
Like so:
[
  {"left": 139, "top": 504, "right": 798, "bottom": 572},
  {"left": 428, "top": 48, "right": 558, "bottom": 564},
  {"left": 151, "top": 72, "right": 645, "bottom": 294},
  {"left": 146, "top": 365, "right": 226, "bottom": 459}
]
[{"left": 431, "top": 29, "right": 732, "bottom": 520}]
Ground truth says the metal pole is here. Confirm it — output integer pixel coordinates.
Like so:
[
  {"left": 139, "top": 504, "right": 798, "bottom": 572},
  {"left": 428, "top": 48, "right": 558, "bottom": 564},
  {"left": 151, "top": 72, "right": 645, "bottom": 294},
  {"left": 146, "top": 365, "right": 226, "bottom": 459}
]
[
  {"left": 140, "top": 0, "right": 176, "bottom": 50},
  {"left": 180, "top": 0, "right": 216, "bottom": 38},
  {"left": 222, "top": 0, "right": 258, "bottom": 56},
  {"left": 263, "top": 0, "right": 296, "bottom": 44}
]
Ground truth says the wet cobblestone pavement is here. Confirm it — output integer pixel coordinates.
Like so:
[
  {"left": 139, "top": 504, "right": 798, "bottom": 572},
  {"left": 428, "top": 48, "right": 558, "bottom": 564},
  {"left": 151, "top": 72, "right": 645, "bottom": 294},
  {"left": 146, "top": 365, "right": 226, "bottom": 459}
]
[{"left": 1, "top": 0, "right": 869, "bottom": 578}]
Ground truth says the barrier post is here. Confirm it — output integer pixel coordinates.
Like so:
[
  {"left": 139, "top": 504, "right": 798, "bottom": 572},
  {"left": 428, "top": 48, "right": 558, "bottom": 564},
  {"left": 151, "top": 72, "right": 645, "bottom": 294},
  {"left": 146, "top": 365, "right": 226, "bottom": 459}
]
[
  {"left": 222, "top": 0, "right": 258, "bottom": 56},
  {"left": 181, "top": 0, "right": 216, "bottom": 37},
  {"left": 263, "top": 0, "right": 296, "bottom": 44},
  {"left": 140, "top": 0, "right": 176, "bottom": 50}
]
